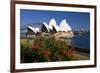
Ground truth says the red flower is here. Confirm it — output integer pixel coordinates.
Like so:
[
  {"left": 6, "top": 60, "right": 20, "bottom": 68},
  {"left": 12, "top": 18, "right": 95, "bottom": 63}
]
[
  {"left": 32, "top": 42, "right": 40, "bottom": 51},
  {"left": 63, "top": 48, "right": 75, "bottom": 57},
  {"left": 43, "top": 50, "right": 50, "bottom": 58}
]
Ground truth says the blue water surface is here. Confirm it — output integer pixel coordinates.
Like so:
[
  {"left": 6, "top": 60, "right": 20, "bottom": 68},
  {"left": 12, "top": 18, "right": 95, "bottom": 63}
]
[{"left": 71, "top": 34, "right": 90, "bottom": 49}]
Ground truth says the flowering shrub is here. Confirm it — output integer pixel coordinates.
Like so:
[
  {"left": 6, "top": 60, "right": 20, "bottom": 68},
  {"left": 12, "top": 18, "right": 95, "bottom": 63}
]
[{"left": 21, "top": 36, "right": 75, "bottom": 63}]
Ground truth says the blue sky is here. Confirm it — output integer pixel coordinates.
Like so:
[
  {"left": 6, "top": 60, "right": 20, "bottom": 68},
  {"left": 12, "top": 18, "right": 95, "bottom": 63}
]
[{"left": 20, "top": 9, "right": 90, "bottom": 30}]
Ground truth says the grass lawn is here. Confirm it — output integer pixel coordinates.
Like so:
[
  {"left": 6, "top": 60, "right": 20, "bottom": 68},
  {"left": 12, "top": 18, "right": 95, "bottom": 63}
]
[{"left": 21, "top": 38, "right": 33, "bottom": 48}]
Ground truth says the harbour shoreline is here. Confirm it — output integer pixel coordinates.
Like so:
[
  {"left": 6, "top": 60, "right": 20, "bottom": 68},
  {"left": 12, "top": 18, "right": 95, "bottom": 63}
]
[{"left": 69, "top": 46, "right": 90, "bottom": 60}]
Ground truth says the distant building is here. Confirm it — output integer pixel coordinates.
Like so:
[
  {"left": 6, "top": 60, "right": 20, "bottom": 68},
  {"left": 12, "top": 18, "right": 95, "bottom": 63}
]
[
  {"left": 41, "top": 18, "right": 72, "bottom": 33},
  {"left": 26, "top": 26, "right": 37, "bottom": 38},
  {"left": 42, "top": 22, "right": 50, "bottom": 32},
  {"left": 59, "top": 19, "right": 72, "bottom": 32},
  {"left": 48, "top": 18, "right": 59, "bottom": 32},
  {"left": 26, "top": 18, "right": 73, "bottom": 38}
]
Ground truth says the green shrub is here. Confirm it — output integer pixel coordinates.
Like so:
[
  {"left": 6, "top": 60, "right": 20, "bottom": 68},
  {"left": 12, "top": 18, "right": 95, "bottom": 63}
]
[{"left": 21, "top": 36, "right": 75, "bottom": 63}]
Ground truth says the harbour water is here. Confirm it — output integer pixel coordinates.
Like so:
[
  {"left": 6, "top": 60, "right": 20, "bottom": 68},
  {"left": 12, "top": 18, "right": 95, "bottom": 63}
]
[{"left": 70, "top": 33, "right": 90, "bottom": 49}]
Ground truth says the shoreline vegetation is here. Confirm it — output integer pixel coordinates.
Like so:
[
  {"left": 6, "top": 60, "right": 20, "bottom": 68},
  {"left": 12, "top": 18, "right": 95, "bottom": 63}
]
[{"left": 21, "top": 36, "right": 90, "bottom": 63}]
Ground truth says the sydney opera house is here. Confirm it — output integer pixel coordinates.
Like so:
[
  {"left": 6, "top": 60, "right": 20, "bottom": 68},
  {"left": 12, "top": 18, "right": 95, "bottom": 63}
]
[{"left": 26, "top": 18, "right": 73, "bottom": 38}]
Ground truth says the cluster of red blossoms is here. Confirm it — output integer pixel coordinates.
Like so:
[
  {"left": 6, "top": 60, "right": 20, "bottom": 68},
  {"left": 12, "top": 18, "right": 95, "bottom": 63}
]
[
  {"left": 63, "top": 48, "right": 75, "bottom": 57},
  {"left": 32, "top": 42, "right": 40, "bottom": 51},
  {"left": 32, "top": 42, "right": 51, "bottom": 59},
  {"left": 32, "top": 42, "right": 75, "bottom": 59},
  {"left": 43, "top": 50, "right": 50, "bottom": 58}
]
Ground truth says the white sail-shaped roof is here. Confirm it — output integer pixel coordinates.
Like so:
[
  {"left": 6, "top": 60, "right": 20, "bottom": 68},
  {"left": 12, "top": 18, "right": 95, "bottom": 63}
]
[
  {"left": 27, "top": 26, "right": 40, "bottom": 33},
  {"left": 43, "top": 22, "right": 50, "bottom": 32},
  {"left": 27, "top": 26, "right": 37, "bottom": 33},
  {"left": 67, "top": 25, "right": 72, "bottom": 31},
  {"left": 35, "top": 28, "right": 40, "bottom": 32},
  {"left": 49, "top": 18, "right": 59, "bottom": 32},
  {"left": 59, "top": 19, "right": 72, "bottom": 32},
  {"left": 27, "top": 18, "right": 72, "bottom": 34}
]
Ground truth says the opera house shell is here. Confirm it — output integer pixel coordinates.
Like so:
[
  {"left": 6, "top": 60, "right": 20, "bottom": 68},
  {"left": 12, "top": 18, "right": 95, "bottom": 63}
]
[
  {"left": 26, "top": 18, "right": 73, "bottom": 38},
  {"left": 41, "top": 18, "right": 72, "bottom": 32},
  {"left": 59, "top": 19, "right": 72, "bottom": 32}
]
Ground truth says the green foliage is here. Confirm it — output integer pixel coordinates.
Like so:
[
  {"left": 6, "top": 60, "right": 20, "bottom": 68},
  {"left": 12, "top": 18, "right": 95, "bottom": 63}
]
[
  {"left": 63, "top": 56, "right": 72, "bottom": 61},
  {"left": 21, "top": 36, "right": 74, "bottom": 63}
]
